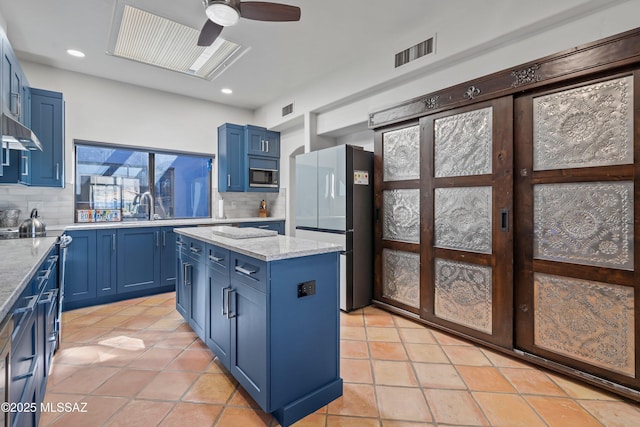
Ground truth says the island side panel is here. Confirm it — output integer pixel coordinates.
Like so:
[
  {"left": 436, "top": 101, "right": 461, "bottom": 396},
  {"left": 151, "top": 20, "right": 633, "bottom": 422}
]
[{"left": 269, "top": 251, "right": 342, "bottom": 413}]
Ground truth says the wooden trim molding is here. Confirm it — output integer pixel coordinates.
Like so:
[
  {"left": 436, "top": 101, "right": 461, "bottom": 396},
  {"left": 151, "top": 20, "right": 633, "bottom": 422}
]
[{"left": 369, "top": 27, "right": 640, "bottom": 129}]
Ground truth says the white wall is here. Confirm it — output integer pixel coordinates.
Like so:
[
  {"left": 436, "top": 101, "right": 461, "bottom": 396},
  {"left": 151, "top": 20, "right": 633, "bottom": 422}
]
[{"left": 0, "top": 62, "right": 253, "bottom": 225}]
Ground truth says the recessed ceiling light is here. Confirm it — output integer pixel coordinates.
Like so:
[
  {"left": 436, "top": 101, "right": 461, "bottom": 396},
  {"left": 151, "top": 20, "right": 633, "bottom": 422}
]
[
  {"left": 66, "top": 49, "right": 85, "bottom": 58},
  {"left": 221, "top": 88, "right": 233, "bottom": 94}
]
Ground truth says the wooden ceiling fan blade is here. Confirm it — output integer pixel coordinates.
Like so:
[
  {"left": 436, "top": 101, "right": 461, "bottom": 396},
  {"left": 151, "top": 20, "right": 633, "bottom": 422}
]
[
  {"left": 239, "top": 2, "right": 301, "bottom": 21},
  {"left": 198, "top": 20, "right": 224, "bottom": 46}
]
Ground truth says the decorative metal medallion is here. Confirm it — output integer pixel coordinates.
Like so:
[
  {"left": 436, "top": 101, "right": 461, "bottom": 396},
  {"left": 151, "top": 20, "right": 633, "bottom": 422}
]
[
  {"left": 534, "top": 273, "right": 635, "bottom": 377},
  {"left": 382, "top": 249, "right": 420, "bottom": 308},
  {"left": 533, "top": 76, "right": 633, "bottom": 170},
  {"left": 383, "top": 189, "right": 420, "bottom": 243},
  {"left": 533, "top": 182, "right": 634, "bottom": 270},
  {"left": 464, "top": 86, "right": 481, "bottom": 100},
  {"left": 423, "top": 95, "right": 440, "bottom": 110},
  {"left": 511, "top": 64, "right": 541, "bottom": 88},
  {"left": 434, "top": 259, "right": 492, "bottom": 334},
  {"left": 434, "top": 186, "right": 492, "bottom": 254},
  {"left": 383, "top": 125, "right": 420, "bottom": 181},
  {"left": 434, "top": 107, "right": 493, "bottom": 178}
]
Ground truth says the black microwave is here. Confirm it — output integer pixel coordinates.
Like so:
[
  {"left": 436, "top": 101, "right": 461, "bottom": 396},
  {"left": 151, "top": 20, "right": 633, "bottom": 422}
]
[{"left": 249, "top": 168, "right": 278, "bottom": 188}]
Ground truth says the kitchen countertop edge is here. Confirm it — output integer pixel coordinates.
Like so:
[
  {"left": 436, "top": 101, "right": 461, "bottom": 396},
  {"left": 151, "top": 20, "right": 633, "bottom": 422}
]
[
  {"left": 53, "top": 216, "right": 286, "bottom": 231},
  {"left": 175, "top": 227, "right": 341, "bottom": 262},
  {"left": 0, "top": 234, "right": 62, "bottom": 321}
]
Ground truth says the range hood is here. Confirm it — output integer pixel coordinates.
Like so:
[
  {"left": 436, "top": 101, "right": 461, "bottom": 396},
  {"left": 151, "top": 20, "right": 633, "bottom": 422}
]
[{"left": 1, "top": 113, "right": 42, "bottom": 151}]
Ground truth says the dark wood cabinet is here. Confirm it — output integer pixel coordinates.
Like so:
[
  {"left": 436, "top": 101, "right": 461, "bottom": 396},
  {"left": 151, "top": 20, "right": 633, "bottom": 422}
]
[{"left": 370, "top": 27, "right": 640, "bottom": 401}]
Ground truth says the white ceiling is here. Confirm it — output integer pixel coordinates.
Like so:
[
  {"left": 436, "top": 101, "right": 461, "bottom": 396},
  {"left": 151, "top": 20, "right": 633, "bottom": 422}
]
[{"left": 0, "top": 0, "right": 466, "bottom": 110}]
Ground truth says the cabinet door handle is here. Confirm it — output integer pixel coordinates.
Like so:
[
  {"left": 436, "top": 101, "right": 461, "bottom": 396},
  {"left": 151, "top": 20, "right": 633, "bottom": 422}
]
[
  {"left": 156, "top": 231, "right": 160, "bottom": 247},
  {"left": 56, "top": 163, "right": 60, "bottom": 180},
  {"left": 265, "top": 140, "right": 269, "bottom": 153},
  {"left": 162, "top": 231, "right": 166, "bottom": 247},
  {"left": 227, "top": 289, "right": 236, "bottom": 319},
  {"left": 235, "top": 266, "right": 255, "bottom": 276},
  {"left": 21, "top": 154, "right": 28, "bottom": 176},
  {"left": 112, "top": 234, "right": 116, "bottom": 251},
  {"left": 227, "top": 174, "right": 231, "bottom": 187},
  {"left": 500, "top": 209, "right": 509, "bottom": 232},
  {"left": 183, "top": 263, "right": 192, "bottom": 285},
  {"left": 190, "top": 246, "right": 201, "bottom": 254},
  {"left": 1, "top": 142, "right": 9, "bottom": 167},
  {"left": 222, "top": 287, "right": 230, "bottom": 317}
]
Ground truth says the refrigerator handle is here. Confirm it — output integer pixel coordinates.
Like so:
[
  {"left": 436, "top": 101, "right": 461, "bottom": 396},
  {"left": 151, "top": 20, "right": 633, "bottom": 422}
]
[{"left": 375, "top": 208, "right": 380, "bottom": 222}]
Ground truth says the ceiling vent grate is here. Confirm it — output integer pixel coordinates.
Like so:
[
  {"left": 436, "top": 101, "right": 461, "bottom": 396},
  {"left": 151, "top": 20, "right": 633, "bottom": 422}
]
[
  {"left": 282, "top": 103, "right": 294, "bottom": 117},
  {"left": 107, "top": 4, "right": 246, "bottom": 80},
  {"left": 395, "top": 37, "right": 434, "bottom": 68}
]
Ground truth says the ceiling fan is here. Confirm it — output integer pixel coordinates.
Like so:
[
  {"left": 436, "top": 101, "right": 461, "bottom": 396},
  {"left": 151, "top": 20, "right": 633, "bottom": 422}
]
[{"left": 198, "top": 0, "right": 301, "bottom": 46}]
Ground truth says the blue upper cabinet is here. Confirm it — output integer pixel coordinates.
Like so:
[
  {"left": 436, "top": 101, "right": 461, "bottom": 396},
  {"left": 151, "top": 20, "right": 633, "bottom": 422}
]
[
  {"left": 21, "top": 88, "right": 64, "bottom": 187},
  {"left": 218, "top": 123, "right": 245, "bottom": 192},
  {"left": 218, "top": 123, "right": 280, "bottom": 193},
  {"left": 246, "top": 125, "right": 280, "bottom": 158}
]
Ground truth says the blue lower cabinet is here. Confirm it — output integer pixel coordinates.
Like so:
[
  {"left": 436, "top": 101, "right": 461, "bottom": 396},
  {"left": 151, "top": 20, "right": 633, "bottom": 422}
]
[
  {"left": 229, "top": 280, "right": 267, "bottom": 408},
  {"left": 65, "top": 226, "right": 176, "bottom": 310},
  {"left": 117, "top": 227, "right": 161, "bottom": 294},
  {"left": 206, "top": 268, "right": 231, "bottom": 367},
  {"left": 178, "top": 236, "right": 342, "bottom": 427},
  {"left": 64, "top": 230, "right": 97, "bottom": 303},
  {"left": 160, "top": 227, "right": 177, "bottom": 287},
  {"left": 10, "top": 247, "right": 60, "bottom": 427},
  {"left": 186, "top": 238, "right": 206, "bottom": 340},
  {"left": 175, "top": 237, "right": 190, "bottom": 318},
  {"left": 96, "top": 230, "right": 117, "bottom": 296}
]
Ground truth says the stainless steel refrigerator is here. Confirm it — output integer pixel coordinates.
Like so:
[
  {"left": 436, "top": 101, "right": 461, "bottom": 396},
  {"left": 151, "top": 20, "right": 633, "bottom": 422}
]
[{"left": 295, "top": 145, "right": 373, "bottom": 311}]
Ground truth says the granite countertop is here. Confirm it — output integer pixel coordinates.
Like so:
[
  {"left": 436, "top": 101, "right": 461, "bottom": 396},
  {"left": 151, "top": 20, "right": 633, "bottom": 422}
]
[
  {"left": 52, "top": 216, "right": 286, "bottom": 231},
  {"left": 176, "top": 226, "right": 341, "bottom": 262},
  {"left": 0, "top": 233, "right": 62, "bottom": 321}
]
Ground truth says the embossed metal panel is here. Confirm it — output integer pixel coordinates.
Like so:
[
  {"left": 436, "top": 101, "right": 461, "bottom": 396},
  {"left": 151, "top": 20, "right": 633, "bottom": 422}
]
[
  {"left": 533, "top": 182, "right": 634, "bottom": 270},
  {"left": 434, "top": 259, "right": 492, "bottom": 334},
  {"left": 382, "top": 249, "right": 420, "bottom": 308},
  {"left": 383, "top": 189, "right": 420, "bottom": 243},
  {"left": 434, "top": 107, "right": 493, "bottom": 177},
  {"left": 434, "top": 187, "right": 492, "bottom": 254},
  {"left": 533, "top": 76, "right": 634, "bottom": 171},
  {"left": 534, "top": 273, "right": 635, "bottom": 377},
  {"left": 383, "top": 125, "right": 420, "bottom": 181}
]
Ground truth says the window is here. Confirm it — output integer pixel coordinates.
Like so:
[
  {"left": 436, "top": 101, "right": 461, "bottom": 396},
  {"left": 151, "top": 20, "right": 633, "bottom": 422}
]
[{"left": 74, "top": 142, "right": 211, "bottom": 222}]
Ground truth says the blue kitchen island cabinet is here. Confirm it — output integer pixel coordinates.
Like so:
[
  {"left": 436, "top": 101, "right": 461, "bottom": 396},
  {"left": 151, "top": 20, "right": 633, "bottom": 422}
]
[{"left": 175, "top": 226, "right": 343, "bottom": 427}]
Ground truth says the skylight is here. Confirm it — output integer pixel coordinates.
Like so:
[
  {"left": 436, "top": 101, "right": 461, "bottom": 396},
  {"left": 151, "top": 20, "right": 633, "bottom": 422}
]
[{"left": 107, "top": 4, "right": 245, "bottom": 80}]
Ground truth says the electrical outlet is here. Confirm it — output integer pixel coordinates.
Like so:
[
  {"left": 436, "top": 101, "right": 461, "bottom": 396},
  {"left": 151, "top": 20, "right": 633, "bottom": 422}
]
[{"left": 297, "top": 280, "right": 316, "bottom": 298}]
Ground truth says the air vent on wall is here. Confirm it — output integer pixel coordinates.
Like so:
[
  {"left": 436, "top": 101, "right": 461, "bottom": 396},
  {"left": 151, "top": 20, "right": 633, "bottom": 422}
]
[
  {"left": 395, "top": 37, "right": 434, "bottom": 68},
  {"left": 282, "top": 103, "right": 294, "bottom": 117}
]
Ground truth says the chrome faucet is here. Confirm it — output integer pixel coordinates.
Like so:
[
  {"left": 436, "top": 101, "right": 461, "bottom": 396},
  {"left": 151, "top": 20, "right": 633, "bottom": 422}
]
[{"left": 140, "top": 191, "right": 155, "bottom": 221}]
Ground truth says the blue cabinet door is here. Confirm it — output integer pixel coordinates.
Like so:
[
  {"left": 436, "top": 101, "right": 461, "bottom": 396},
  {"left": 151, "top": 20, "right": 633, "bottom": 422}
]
[
  {"left": 96, "top": 229, "right": 117, "bottom": 296},
  {"left": 117, "top": 227, "right": 160, "bottom": 294},
  {"left": 64, "top": 230, "right": 97, "bottom": 304},
  {"left": 218, "top": 123, "right": 245, "bottom": 192},
  {"left": 246, "top": 126, "right": 280, "bottom": 158},
  {"left": 23, "top": 88, "right": 64, "bottom": 187},
  {"left": 188, "top": 252, "right": 206, "bottom": 339},
  {"left": 160, "top": 227, "right": 177, "bottom": 287},
  {"left": 175, "top": 239, "right": 190, "bottom": 319},
  {"left": 229, "top": 281, "right": 267, "bottom": 409},
  {"left": 206, "top": 268, "right": 231, "bottom": 367}
]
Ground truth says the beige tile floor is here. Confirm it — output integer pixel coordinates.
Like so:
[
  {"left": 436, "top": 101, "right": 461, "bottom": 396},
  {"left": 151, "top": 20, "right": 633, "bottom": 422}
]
[{"left": 40, "top": 292, "right": 640, "bottom": 426}]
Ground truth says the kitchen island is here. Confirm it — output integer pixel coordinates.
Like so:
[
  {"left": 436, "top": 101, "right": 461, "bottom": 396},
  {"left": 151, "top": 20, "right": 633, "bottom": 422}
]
[{"left": 175, "top": 226, "right": 343, "bottom": 427}]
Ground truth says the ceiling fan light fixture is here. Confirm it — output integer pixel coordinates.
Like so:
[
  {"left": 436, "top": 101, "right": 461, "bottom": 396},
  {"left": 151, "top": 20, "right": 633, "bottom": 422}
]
[{"left": 205, "top": 1, "right": 240, "bottom": 27}]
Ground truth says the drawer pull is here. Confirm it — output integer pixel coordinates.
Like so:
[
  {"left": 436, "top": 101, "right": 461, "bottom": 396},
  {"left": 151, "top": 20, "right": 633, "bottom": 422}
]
[
  {"left": 14, "top": 295, "right": 38, "bottom": 314},
  {"left": 12, "top": 355, "right": 37, "bottom": 381},
  {"left": 235, "top": 266, "right": 255, "bottom": 276},
  {"left": 209, "top": 255, "right": 224, "bottom": 262},
  {"left": 183, "top": 263, "right": 192, "bottom": 285},
  {"left": 190, "top": 247, "right": 202, "bottom": 254}
]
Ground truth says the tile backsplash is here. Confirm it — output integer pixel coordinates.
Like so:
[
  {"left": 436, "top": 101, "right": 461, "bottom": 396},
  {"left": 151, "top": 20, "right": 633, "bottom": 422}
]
[
  {"left": 0, "top": 183, "right": 286, "bottom": 226},
  {"left": 213, "top": 189, "right": 286, "bottom": 219},
  {"left": 0, "top": 184, "right": 75, "bottom": 226}
]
